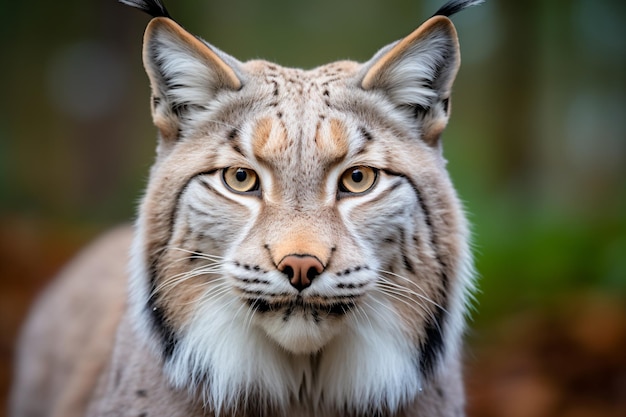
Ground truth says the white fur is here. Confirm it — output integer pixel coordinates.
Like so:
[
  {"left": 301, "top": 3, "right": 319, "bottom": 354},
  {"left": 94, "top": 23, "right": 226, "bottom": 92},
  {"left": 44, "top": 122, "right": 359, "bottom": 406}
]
[
  {"left": 151, "top": 34, "right": 223, "bottom": 109},
  {"left": 314, "top": 293, "right": 423, "bottom": 414},
  {"left": 382, "top": 34, "right": 452, "bottom": 107},
  {"left": 363, "top": 29, "right": 456, "bottom": 109},
  {"left": 254, "top": 306, "right": 344, "bottom": 355},
  {"left": 167, "top": 287, "right": 300, "bottom": 414},
  {"left": 165, "top": 273, "right": 426, "bottom": 416}
]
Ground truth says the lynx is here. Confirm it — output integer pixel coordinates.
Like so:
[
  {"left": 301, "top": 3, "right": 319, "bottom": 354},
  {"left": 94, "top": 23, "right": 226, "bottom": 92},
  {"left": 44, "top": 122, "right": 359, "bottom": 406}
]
[{"left": 11, "top": 0, "right": 482, "bottom": 416}]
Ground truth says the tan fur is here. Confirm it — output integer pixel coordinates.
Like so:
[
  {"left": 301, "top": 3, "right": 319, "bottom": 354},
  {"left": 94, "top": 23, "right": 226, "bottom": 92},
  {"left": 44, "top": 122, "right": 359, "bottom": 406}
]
[
  {"left": 251, "top": 117, "right": 275, "bottom": 159},
  {"left": 12, "top": 3, "right": 479, "bottom": 416},
  {"left": 320, "top": 119, "right": 350, "bottom": 160}
]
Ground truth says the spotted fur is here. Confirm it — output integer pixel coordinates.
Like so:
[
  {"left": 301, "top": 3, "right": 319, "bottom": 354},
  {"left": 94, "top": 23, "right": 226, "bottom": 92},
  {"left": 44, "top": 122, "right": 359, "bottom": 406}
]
[{"left": 11, "top": 1, "right": 482, "bottom": 417}]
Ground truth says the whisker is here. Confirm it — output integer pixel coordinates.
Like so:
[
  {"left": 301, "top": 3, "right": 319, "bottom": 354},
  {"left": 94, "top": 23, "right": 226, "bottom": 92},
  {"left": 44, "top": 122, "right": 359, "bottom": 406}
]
[
  {"left": 375, "top": 269, "right": 449, "bottom": 314},
  {"left": 374, "top": 287, "right": 430, "bottom": 322},
  {"left": 375, "top": 279, "right": 441, "bottom": 312},
  {"left": 243, "top": 303, "right": 258, "bottom": 334},
  {"left": 195, "top": 283, "right": 234, "bottom": 305},
  {"left": 363, "top": 296, "right": 403, "bottom": 322},
  {"left": 152, "top": 270, "right": 227, "bottom": 299},
  {"left": 170, "top": 281, "right": 233, "bottom": 307},
  {"left": 375, "top": 268, "right": 432, "bottom": 293},
  {"left": 168, "top": 247, "right": 226, "bottom": 262},
  {"left": 374, "top": 279, "right": 445, "bottom": 330},
  {"left": 152, "top": 269, "right": 217, "bottom": 295},
  {"left": 352, "top": 301, "right": 375, "bottom": 334}
]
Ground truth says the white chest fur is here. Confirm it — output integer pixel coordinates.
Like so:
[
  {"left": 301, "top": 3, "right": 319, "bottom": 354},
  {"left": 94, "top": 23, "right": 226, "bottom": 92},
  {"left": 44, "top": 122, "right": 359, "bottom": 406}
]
[{"left": 166, "top": 290, "right": 423, "bottom": 416}]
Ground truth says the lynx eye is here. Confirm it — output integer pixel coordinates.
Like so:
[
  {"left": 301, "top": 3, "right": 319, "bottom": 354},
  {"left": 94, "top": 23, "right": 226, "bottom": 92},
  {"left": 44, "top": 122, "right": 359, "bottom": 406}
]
[
  {"left": 339, "top": 166, "right": 378, "bottom": 194},
  {"left": 222, "top": 167, "right": 260, "bottom": 194}
]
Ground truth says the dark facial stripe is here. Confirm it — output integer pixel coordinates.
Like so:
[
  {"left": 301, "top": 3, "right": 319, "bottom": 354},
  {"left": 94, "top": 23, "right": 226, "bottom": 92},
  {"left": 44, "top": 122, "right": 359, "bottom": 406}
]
[
  {"left": 231, "top": 143, "right": 245, "bottom": 157},
  {"left": 419, "top": 303, "right": 447, "bottom": 377},
  {"left": 145, "top": 169, "right": 217, "bottom": 360},
  {"left": 381, "top": 168, "right": 451, "bottom": 378},
  {"left": 148, "top": 299, "right": 178, "bottom": 359},
  {"left": 412, "top": 184, "right": 451, "bottom": 378},
  {"left": 413, "top": 186, "right": 450, "bottom": 378},
  {"left": 358, "top": 178, "right": 403, "bottom": 206},
  {"left": 398, "top": 228, "right": 415, "bottom": 274},
  {"left": 359, "top": 126, "right": 374, "bottom": 141},
  {"left": 381, "top": 169, "right": 449, "bottom": 291}
]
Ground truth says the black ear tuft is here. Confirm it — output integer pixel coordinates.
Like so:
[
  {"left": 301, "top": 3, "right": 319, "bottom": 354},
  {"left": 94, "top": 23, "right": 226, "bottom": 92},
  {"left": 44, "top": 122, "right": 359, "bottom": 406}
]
[
  {"left": 432, "top": 0, "right": 484, "bottom": 18},
  {"left": 119, "top": 0, "right": 171, "bottom": 19}
]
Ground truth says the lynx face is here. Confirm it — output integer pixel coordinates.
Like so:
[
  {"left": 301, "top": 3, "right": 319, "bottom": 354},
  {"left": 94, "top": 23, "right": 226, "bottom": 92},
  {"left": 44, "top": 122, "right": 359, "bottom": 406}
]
[{"left": 125, "top": 1, "right": 476, "bottom": 415}]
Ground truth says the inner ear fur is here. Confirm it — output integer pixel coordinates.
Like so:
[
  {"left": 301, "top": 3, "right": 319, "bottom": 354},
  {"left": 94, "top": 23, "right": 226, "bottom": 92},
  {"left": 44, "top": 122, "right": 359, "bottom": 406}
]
[
  {"left": 142, "top": 17, "right": 242, "bottom": 142},
  {"left": 361, "top": 16, "right": 461, "bottom": 146}
]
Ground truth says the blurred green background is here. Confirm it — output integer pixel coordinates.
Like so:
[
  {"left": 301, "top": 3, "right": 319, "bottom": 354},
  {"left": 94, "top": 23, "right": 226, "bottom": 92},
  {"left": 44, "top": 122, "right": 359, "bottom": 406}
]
[{"left": 1, "top": 1, "right": 625, "bottom": 416}]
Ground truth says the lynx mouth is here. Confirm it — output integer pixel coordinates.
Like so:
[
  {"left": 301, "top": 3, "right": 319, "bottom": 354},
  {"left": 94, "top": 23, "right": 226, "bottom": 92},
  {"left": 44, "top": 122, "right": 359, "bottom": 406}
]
[{"left": 247, "top": 296, "right": 356, "bottom": 319}]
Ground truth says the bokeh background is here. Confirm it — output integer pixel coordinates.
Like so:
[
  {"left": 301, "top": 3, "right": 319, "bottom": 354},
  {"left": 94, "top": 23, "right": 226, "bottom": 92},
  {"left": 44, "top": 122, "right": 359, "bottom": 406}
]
[{"left": 1, "top": 0, "right": 624, "bottom": 416}]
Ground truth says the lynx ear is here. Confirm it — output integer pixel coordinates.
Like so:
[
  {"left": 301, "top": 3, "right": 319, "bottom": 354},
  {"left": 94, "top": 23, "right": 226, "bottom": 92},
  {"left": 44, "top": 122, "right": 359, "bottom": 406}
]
[
  {"left": 143, "top": 17, "right": 243, "bottom": 141},
  {"left": 361, "top": 16, "right": 460, "bottom": 146}
]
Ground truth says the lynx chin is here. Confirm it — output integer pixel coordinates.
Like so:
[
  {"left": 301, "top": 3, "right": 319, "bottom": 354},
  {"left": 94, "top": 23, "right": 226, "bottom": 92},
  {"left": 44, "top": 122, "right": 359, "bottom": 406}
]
[{"left": 11, "top": 0, "right": 483, "bottom": 416}]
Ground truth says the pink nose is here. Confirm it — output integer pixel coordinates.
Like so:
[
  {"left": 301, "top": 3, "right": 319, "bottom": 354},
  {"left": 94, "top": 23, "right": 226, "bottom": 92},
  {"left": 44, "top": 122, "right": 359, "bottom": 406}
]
[{"left": 278, "top": 255, "right": 324, "bottom": 291}]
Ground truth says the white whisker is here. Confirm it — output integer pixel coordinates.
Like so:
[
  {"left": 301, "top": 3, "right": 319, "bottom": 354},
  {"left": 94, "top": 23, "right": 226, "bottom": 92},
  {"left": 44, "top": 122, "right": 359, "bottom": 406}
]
[
  {"left": 374, "top": 287, "right": 430, "bottom": 322},
  {"left": 169, "top": 247, "right": 226, "bottom": 262},
  {"left": 375, "top": 269, "right": 449, "bottom": 314},
  {"left": 363, "top": 295, "right": 402, "bottom": 321},
  {"left": 352, "top": 301, "right": 375, "bottom": 334},
  {"left": 375, "top": 279, "right": 437, "bottom": 313}
]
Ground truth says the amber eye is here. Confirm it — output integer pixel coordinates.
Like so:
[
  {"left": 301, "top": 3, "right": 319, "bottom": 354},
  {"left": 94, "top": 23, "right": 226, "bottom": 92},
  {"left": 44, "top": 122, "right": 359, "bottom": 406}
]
[
  {"left": 339, "top": 166, "right": 378, "bottom": 194},
  {"left": 222, "top": 167, "right": 260, "bottom": 194}
]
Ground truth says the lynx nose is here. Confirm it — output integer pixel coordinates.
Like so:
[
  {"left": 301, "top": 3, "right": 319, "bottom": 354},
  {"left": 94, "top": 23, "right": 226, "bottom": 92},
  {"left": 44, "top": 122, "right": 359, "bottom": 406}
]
[{"left": 278, "top": 255, "right": 324, "bottom": 291}]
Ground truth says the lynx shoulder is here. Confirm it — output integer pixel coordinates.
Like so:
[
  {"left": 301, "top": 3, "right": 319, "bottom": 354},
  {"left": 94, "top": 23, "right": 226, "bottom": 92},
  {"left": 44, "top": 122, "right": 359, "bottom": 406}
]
[{"left": 11, "top": 1, "right": 482, "bottom": 416}]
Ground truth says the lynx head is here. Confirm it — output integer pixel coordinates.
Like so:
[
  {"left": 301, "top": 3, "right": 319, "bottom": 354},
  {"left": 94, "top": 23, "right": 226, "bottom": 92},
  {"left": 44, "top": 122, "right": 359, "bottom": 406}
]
[{"left": 122, "top": 0, "right": 480, "bottom": 415}]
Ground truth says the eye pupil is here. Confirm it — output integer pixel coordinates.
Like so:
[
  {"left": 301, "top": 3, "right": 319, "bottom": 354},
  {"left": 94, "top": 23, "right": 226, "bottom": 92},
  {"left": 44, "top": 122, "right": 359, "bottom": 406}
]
[
  {"left": 235, "top": 169, "right": 247, "bottom": 182},
  {"left": 339, "top": 166, "right": 377, "bottom": 195},
  {"left": 222, "top": 167, "right": 259, "bottom": 194},
  {"left": 351, "top": 170, "right": 363, "bottom": 183}
]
